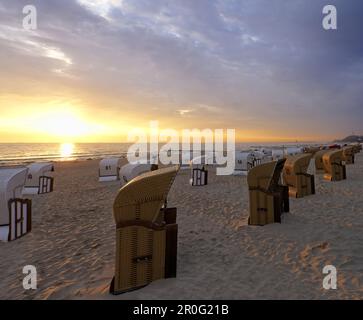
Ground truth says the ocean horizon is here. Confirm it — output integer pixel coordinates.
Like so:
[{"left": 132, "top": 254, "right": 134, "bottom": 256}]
[{"left": 0, "top": 141, "right": 330, "bottom": 165}]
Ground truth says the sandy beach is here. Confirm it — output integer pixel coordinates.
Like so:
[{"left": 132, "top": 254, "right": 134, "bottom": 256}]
[{"left": 0, "top": 154, "right": 362, "bottom": 300}]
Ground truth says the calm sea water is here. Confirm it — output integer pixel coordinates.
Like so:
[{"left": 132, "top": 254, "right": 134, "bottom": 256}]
[
  {"left": 0, "top": 142, "right": 324, "bottom": 165},
  {"left": 0, "top": 143, "right": 131, "bottom": 165}
]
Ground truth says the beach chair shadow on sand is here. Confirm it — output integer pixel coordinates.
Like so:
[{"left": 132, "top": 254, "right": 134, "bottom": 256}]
[
  {"left": 247, "top": 159, "right": 289, "bottom": 226},
  {"left": 110, "top": 165, "right": 180, "bottom": 295}
]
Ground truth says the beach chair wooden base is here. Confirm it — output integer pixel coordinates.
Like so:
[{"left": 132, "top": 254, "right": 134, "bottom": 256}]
[
  {"left": 248, "top": 189, "right": 286, "bottom": 225},
  {"left": 6, "top": 198, "right": 32, "bottom": 241},
  {"left": 110, "top": 207, "right": 178, "bottom": 295}
]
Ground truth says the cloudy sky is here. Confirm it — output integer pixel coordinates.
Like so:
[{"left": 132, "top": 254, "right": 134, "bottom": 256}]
[{"left": 0, "top": 0, "right": 362, "bottom": 142}]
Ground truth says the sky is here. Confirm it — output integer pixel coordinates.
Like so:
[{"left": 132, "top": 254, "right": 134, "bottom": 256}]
[{"left": 0, "top": 0, "right": 362, "bottom": 143}]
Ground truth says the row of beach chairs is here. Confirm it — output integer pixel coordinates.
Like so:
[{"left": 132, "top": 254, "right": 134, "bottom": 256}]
[
  {"left": 248, "top": 146, "right": 360, "bottom": 226},
  {"left": 109, "top": 143, "right": 361, "bottom": 294},
  {"left": 0, "top": 143, "right": 361, "bottom": 295}
]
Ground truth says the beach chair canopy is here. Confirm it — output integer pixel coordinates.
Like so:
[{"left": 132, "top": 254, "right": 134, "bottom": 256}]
[
  {"left": 272, "top": 149, "right": 285, "bottom": 160},
  {"left": 0, "top": 168, "right": 28, "bottom": 226},
  {"left": 235, "top": 151, "right": 255, "bottom": 171},
  {"left": 323, "top": 149, "right": 343, "bottom": 171},
  {"left": 303, "top": 146, "right": 320, "bottom": 155},
  {"left": 252, "top": 151, "right": 273, "bottom": 163},
  {"left": 113, "top": 166, "right": 179, "bottom": 224},
  {"left": 25, "top": 162, "right": 54, "bottom": 188},
  {"left": 285, "top": 147, "right": 304, "bottom": 156},
  {"left": 99, "top": 157, "right": 123, "bottom": 180},
  {"left": 119, "top": 163, "right": 156, "bottom": 185},
  {"left": 351, "top": 144, "right": 360, "bottom": 153},
  {"left": 258, "top": 148, "right": 273, "bottom": 156},
  {"left": 314, "top": 149, "right": 330, "bottom": 170},
  {"left": 342, "top": 146, "right": 354, "bottom": 156},
  {"left": 284, "top": 153, "right": 312, "bottom": 175},
  {"left": 247, "top": 159, "right": 285, "bottom": 192}
]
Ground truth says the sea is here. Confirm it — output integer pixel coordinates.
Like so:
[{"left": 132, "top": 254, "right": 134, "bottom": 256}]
[{"left": 0, "top": 142, "right": 327, "bottom": 166}]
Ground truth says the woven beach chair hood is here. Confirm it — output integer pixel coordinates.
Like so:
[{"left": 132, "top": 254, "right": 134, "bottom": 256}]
[
  {"left": 284, "top": 153, "right": 312, "bottom": 175},
  {"left": 247, "top": 159, "right": 285, "bottom": 192},
  {"left": 113, "top": 165, "right": 179, "bottom": 223}
]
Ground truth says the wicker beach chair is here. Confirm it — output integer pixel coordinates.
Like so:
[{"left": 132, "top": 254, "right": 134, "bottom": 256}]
[
  {"left": 303, "top": 146, "right": 320, "bottom": 155},
  {"left": 248, "top": 159, "right": 289, "bottom": 226},
  {"left": 110, "top": 165, "right": 180, "bottom": 294},
  {"left": 323, "top": 149, "right": 346, "bottom": 181},
  {"left": 351, "top": 144, "right": 360, "bottom": 154},
  {"left": 283, "top": 154, "right": 315, "bottom": 198},
  {"left": 355, "top": 144, "right": 362, "bottom": 153},
  {"left": 314, "top": 150, "right": 330, "bottom": 174},
  {"left": 342, "top": 146, "right": 355, "bottom": 165}
]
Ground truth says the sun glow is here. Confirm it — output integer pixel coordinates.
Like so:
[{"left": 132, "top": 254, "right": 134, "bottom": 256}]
[
  {"left": 60, "top": 143, "right": 74, "bottom": 158},
  {"left": 38, "top": 109, "right": 100, "bottom": 138},
  {"left": 0, "top": 96, "right": 112, "bottom": 141}
]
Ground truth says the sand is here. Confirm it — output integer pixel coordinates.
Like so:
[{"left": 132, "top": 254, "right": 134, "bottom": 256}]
[{"left": 0, "top": 154, "right": 362, "bottom": 300}]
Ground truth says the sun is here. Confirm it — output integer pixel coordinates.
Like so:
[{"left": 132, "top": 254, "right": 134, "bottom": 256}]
[{"left": 60, "top": 143, "right": 74, "bottom": 158}]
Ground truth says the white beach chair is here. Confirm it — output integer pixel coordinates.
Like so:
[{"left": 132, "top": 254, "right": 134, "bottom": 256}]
[
  {"left": 189, "top": 154, "right": 212, "bottom": 185},
  {"left": 119, "top": 163, "right": 158, "bottom": 186},
  {"left": 99, "top": 157, "right": 123, "bottom": 182},
  {"left": 234, "top": 151, "right": 255, "bottom": 175},
  {"left": 0, "top": 168, "right": 32, "bottom": 242},
  {"left": 285, "top": 147, "right": 304, "bottom": 156},
  {"left": 233, "top": 151, "right": 270, "bottom": 175},
  {"left": 23, "top": 162, "right": 54, "bottom": 195}
]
